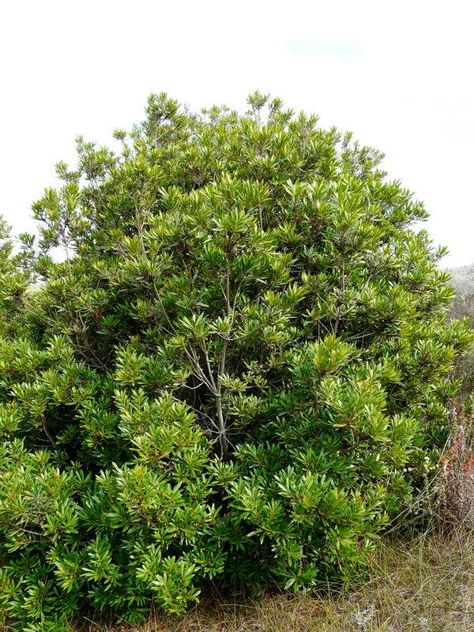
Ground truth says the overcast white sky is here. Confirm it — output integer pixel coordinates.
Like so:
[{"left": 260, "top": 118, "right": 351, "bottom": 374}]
[{"left": 1, "top": 0, "right": 473, "bottom": 267}]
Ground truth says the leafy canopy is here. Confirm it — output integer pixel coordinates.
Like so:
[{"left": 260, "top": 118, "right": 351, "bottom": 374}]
[{"left": 0, "top": 92, "right": 471, "bottom": 630}]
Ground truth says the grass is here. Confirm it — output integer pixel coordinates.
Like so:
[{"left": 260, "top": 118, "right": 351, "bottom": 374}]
[{"left": 76, "top": 527, "right": 474, "bottom": 632}]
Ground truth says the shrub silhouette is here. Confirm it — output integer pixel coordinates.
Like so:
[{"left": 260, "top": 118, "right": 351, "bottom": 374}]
[{"left": 0, "top": 93, "right": 471, "bottom": 629}]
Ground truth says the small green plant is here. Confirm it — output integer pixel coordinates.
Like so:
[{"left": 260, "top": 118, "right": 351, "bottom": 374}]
[{"left": 0, "top": 93, "right": 471, "bottom": 629}]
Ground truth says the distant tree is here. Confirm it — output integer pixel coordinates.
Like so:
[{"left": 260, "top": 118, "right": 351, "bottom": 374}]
[
  {"left": 448, "top": 263, "right": 474, "bottom": 299},
  {"left": 0, "top": 93, "right": 471, "bottom": 629}
]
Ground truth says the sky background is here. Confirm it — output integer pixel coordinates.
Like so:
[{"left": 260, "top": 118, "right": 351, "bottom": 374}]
[{"left": 1, "top": 0, "right": 473, "bottom": 268}]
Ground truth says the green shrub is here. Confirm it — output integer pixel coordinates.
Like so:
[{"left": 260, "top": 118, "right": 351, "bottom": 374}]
[
  {"left": 450, "top": 292, "right": 474, "bottom": 401},
  {"left": 0, "top": 93, "right": 471, "bottom": 629}
]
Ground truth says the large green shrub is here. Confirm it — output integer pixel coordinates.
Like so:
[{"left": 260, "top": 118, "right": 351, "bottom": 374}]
[{"left": 0, "top": 93, "right": 471, "bottom": 630}]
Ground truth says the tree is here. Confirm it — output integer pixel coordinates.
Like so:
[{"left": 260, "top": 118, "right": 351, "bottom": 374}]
[{"left": 0, "top": 93, "right": 471, "bottom": 629}]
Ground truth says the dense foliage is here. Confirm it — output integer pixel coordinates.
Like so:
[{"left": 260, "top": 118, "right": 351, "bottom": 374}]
[{"left": 0, "top": 93, "right": 471, "bottom": 630}]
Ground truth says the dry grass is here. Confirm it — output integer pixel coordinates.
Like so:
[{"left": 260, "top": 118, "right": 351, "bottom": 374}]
[{"left": 76, "top": 528, "right": 474, "bottom": 632}]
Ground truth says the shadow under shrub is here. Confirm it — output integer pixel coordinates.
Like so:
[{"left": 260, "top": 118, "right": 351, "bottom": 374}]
[{"left": 0, "top": 94, "right": 472, "bottom": 630}]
